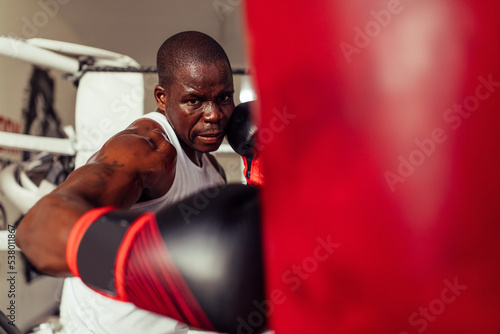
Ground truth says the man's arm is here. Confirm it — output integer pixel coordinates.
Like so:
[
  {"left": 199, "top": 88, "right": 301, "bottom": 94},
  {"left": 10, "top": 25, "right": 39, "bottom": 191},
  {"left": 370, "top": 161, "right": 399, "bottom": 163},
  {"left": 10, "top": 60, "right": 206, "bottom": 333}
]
[
  {"left": 15, "top": 118, "right": 177, "bottom": 276},
  {"left": 67, "top": 184, "right": 265, "bottom": 334}
]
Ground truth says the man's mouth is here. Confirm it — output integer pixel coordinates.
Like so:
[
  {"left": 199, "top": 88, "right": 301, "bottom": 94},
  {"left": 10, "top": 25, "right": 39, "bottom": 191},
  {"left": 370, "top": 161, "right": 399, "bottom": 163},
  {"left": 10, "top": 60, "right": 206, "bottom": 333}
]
[{"left": 197, "top": 132, "right": 224, "bottom": 144}]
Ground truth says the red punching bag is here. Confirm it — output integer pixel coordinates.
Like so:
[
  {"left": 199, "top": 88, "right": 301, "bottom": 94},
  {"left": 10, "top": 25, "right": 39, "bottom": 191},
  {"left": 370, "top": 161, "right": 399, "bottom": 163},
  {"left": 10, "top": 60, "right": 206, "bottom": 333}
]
[{"left": 245, "top": 0, "right": 500, "bottom": 333}]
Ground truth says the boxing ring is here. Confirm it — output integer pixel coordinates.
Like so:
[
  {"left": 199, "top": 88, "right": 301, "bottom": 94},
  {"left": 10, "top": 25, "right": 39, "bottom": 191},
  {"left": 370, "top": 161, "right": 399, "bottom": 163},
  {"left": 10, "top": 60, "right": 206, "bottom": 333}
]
[
  {"left": 0, "top": 36, "right": 241, "bottom": 215},
  {"left": 0, "top": 36, "right": 149, "bottom": 333}
]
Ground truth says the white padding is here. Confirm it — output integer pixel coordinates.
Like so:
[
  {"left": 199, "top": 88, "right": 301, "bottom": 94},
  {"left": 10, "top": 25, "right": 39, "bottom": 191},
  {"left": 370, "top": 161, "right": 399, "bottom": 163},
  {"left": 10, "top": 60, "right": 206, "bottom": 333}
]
[
  {"left": 27, "top": 38, "right": 139, "bottom": 66},
  {"left": 0, "top": 164, "right": 54, "bottom": 214},
  {"left": 0, "top": 36, "right": 79, "bottom": 73},
  {"left": 74, "top": 72, "right": 144, "bottom": 167}
]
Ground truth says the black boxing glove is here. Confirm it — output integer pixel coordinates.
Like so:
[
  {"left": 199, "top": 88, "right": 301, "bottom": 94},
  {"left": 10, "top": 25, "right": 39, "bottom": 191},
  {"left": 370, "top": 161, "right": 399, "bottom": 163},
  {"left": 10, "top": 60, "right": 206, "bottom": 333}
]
[
  {"left": 226, "top": 101, "right": 257, "bottom": 156},
  {"left": 226, "top": 102, "right": 264, "bottom": 185},
  {"left": 67, "top": 184, "right": 266, "bottom": 334}
]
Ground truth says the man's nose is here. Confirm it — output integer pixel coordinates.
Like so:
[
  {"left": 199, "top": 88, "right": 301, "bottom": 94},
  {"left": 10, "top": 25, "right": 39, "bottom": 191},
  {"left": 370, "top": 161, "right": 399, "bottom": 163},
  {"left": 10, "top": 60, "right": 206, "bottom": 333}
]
[{"left": 202, "top": 101, "right": 224, "bottom": 123}]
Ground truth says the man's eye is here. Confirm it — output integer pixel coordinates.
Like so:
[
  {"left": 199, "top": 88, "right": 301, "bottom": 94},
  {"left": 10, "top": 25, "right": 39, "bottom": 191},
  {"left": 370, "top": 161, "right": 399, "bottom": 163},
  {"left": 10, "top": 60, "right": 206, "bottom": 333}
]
[
  {"left": 219, "top": 95, "right": 232, "bottom": 102},
  {"left": 187, "top": 99, "right": 200, "bottom": 105}
]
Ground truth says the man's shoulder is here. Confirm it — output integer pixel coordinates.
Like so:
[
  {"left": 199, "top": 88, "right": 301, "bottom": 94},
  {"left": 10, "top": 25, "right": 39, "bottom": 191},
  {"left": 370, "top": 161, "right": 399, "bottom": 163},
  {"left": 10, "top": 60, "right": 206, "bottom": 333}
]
[
  {"left": 128, "top": 112, "right": 166, "bottom": 130},
  {"left": 93, "top": 114, "right": 177, "bottom": 166}
]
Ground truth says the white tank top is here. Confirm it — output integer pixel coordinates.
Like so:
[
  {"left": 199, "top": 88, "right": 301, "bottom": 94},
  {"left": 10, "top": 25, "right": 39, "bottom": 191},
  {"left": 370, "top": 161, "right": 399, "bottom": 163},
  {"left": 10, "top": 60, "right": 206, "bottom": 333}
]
[
  {"left": 133, "top": 111, "right": 225, "bottom": 211},
  {"left": 59, "top": 111, "right": 225, "bottom": 334}
]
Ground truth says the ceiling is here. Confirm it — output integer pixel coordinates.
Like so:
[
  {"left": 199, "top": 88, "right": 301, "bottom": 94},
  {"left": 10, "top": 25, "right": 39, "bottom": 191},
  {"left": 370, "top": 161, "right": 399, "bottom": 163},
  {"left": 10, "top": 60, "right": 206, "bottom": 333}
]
[{"left": 57, "top": 0, "right": 249, "bottom": 69}]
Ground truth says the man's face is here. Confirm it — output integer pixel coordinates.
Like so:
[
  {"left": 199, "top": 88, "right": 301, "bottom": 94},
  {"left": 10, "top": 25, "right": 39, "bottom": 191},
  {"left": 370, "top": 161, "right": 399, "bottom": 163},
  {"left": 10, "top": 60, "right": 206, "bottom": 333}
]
[{"left": 157, "top": 60, "right": 234, "bottom": 157}]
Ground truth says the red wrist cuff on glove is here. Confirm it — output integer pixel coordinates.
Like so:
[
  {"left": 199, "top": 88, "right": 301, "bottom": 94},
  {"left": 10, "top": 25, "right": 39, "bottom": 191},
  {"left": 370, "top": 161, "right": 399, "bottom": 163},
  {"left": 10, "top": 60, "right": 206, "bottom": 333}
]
[{"left": 67, "top": 206, "right": 116, "bottom": 278}]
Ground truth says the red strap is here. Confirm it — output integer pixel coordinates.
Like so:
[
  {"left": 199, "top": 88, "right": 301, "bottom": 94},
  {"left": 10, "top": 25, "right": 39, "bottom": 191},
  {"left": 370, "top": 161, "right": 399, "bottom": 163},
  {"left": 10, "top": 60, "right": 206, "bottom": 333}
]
[
  {"left": 66, "top": 206, "right": 115, "bottom": 277},
  {"left": 243, "top": 152, "right": 264, "bottom": 186},
  {"left": 122, "top": 216, "right": 215, "bottom": 330},
  {"left": 114, "top": 212, "right": 152, "bottom": 301}
]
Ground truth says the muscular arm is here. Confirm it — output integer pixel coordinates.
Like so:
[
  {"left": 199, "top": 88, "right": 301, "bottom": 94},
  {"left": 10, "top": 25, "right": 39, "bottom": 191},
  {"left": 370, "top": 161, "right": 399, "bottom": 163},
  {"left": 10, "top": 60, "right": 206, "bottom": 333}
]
[{"left": 15, "top": 118, "right": 176, "bottom": 276}]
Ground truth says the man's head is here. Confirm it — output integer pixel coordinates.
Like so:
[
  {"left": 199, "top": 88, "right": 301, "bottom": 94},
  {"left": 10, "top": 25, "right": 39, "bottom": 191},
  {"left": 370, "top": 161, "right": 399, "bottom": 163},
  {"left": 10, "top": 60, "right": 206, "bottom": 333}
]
[{"left": 154, "top": 31, "right": 234, "bottom": 160}]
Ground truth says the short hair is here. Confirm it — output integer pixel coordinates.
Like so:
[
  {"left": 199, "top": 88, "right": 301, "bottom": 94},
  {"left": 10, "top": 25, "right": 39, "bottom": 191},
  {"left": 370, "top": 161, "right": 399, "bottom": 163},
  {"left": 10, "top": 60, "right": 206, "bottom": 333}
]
[{"left": 156, "top": 31, "right": 231, "bottom": 89}]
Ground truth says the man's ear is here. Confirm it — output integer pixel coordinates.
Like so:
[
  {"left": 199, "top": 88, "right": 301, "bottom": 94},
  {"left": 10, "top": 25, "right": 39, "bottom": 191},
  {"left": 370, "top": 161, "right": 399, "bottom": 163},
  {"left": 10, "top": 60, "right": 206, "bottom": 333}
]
[{"left": 154, "top": 85, "right": 167, "bottom": 111}]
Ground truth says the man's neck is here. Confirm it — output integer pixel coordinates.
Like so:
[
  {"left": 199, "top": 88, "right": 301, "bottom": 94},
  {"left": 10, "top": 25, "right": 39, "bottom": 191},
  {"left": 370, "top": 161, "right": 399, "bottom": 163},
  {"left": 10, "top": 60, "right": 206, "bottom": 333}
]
[
  {"left": 158, "top": 109, "right": 203, "bottom": 167},
  {"left": 180, "top": 140, "right": 203, "bottom": 167}
]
